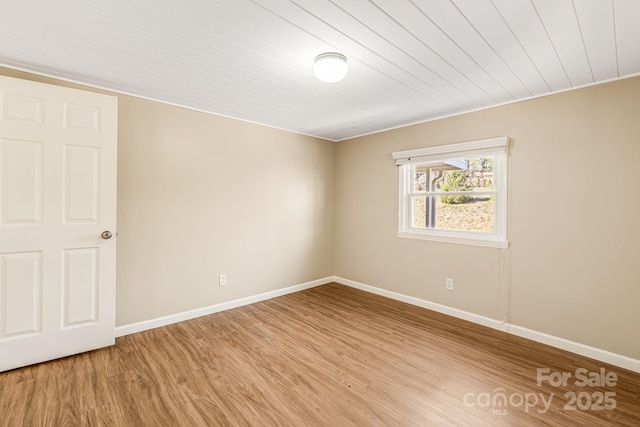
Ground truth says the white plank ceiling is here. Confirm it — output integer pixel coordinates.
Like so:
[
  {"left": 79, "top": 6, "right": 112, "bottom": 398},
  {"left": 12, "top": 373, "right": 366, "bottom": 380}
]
[{"left": 1, "top": 0, "right": 639, "bottom": 141}]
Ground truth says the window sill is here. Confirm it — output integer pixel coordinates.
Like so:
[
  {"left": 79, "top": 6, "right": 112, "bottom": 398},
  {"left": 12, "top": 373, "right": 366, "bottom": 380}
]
[{"left": 397, "top": 231, "right": 509, "bottom": 249}]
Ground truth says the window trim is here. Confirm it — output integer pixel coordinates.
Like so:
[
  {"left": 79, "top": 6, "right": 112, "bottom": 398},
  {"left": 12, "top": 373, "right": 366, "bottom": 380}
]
[{"left": 394, "top": 137, "right": 509, "bottom": 249}]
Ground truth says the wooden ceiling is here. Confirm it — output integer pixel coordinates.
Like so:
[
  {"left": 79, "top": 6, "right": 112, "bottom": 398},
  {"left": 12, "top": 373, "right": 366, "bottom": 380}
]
[{"left": 1, "top": 0, "right": 638, "bottom": 141}]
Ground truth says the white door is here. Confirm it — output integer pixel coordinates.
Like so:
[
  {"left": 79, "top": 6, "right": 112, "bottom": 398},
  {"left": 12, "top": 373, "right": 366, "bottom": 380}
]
[{"left": 0, "top": 75, "right": 117, "bottom": 372}]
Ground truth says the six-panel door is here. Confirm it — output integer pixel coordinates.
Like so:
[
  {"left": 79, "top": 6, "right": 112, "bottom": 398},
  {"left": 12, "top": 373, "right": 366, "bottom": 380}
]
[{"left": 0, "top": 75, "right": 117, "bottom": 372}]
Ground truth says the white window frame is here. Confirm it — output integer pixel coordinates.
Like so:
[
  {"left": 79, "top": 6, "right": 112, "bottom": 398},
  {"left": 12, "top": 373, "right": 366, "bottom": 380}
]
[{"left": 393, "top": 137, "right": 509, "bottom": 249}]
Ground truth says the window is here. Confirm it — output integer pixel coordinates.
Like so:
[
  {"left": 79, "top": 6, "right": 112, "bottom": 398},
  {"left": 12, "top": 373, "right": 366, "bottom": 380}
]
[{"left": 393, "top": 137, "right": 508, "bottom": 248}]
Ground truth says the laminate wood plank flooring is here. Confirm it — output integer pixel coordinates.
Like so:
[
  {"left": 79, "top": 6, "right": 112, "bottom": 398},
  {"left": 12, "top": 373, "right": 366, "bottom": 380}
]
[{"left": 1, "top": 283, "right": 638, "bottom": 426}]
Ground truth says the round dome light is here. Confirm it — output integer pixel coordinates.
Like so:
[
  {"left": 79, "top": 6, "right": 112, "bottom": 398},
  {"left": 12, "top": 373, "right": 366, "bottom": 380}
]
[{"left": 313, "top": 52, "right": 348, "bottom": 83}]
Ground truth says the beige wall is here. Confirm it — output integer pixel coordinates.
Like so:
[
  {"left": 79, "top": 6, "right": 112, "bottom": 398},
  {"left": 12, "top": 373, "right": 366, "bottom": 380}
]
[
  {"left": 0, "top": 67, "right": 336, "bottom": 326},
  {"left": 115, "top": 99, "right": 335, "bottom": 326},
  {"left": 335, "top": 76, "right": 640, "bottom": 360}
]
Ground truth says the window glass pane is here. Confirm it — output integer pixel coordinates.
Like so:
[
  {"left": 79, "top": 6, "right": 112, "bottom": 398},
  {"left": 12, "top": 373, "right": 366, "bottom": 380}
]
[
  {"left": 425, "top": 155, "right": 494, "bottom": 194},
  {"left": 412, "top": 196, "right": 427, "bottom": 228},
  {"left": 433, "top": 195, "right": 494, "bottom": 232},
  {"left": 414, "top": 166, "right": 427, "bottom": 192}
]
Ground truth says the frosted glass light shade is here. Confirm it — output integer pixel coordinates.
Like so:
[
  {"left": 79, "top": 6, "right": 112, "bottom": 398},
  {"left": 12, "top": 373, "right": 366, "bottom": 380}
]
[{"left": 313, "top": 53, "right": 348, "bottom": 83}]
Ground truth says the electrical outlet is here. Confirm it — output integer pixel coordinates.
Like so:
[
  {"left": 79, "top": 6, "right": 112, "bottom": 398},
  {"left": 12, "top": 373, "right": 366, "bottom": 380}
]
[
  {"left": 219, "top": 274, "right": 227, "bottom": 287},
  {"left": 445, "top": 278, "right": 454, "bottom": 291}
]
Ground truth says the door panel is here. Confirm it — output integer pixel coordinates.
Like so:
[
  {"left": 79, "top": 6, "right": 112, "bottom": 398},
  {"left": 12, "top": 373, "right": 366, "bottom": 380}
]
[
  {"left": 64, "top": 102, "right": 101, "bottom": 133},
  {"left": 0, "top": 75, "right": 117, "bottom": 372},
  {"left": 1, "top": 139, "right": 43, "bottom": 224},
  {"left": 1, "top": 93, "right": 43, "bottom": 127},
  {"left": 1, "top": 251, "right": 42, "bottom": 338},
  {"left": 64, "top": 145, "right": 100, "bottom": 223},
  {"left": 63, "top": 248, "right": 99, "bottom": 327}
]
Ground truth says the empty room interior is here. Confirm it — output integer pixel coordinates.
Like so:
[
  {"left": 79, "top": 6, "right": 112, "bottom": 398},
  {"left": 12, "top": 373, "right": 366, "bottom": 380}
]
[{"left": 0, "top": 1, "right": 639, "bottom": 426}]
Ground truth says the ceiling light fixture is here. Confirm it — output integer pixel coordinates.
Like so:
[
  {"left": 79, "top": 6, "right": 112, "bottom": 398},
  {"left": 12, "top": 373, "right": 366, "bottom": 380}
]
[{"left": 313, "top": 52, "right": 348, "bottom": 83}]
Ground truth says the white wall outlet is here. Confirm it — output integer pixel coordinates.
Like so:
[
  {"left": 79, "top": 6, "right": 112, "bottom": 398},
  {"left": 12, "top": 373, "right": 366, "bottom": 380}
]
[
  {"left": 445, "top": 278, "right": 454, "bottom": 291},
  {"left": 219, "top": 274, "right": 228, "bottom": 287}
]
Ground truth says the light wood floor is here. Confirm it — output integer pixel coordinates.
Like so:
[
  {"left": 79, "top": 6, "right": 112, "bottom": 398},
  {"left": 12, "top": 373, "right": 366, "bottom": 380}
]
[{"left": 1, "top": 283, "right": 638, "bottom": 426}]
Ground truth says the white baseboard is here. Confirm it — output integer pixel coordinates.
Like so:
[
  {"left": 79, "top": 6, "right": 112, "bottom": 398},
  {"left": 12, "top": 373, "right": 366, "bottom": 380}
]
[
  {"left": 332, "top": 276, "right": 505, "bottom": 330},
  {"left": 115, "top": 276, "right": 333, "bottom": 337},
  {"left": 503, "top": 324, "right": 640, "bottom": 374},
  {"left": 332, "top": 276, "right": 640, "bottom": 374}
]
